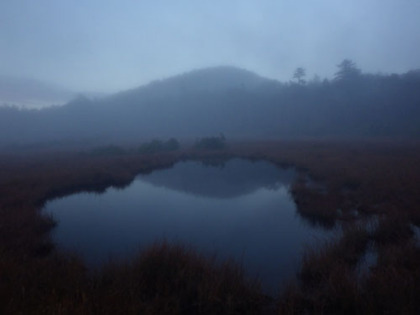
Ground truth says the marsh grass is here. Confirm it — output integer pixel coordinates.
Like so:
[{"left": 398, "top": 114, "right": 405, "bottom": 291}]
[
  {"left": 290, "top": 178, "right": 339, "bottom": 228},
  {"left": 363, "top": 241, "right": 420, "bottom": 314},
  {"left": 0, "top": 242, "right": 266, "bottom": 314},
  {"left": 91, "top": 242, "right": 265, "bottom": 314},
  {"left": 372, "top": 213, "right": 414, "bottom": 245},
  {"left": 279, "top": 214, "right": 420, "bottom": 314},
  {"left": 0, "top": 140, "right": 419, "bottom": 313},
  {"left": 277, "top": 225, "right": 370, "bottom": 314}
]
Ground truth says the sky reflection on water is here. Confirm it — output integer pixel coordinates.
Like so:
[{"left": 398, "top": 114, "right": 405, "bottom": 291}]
[{"left": 44, "top": 159, "right": 334, "bottom": 293}]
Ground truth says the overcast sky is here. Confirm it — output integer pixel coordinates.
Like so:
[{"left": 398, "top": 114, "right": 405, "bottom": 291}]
[{"left": 1, "top": 0, "right": 420, "bottom": 93}]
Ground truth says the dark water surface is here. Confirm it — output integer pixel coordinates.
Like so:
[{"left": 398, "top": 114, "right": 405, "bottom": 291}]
[{"left": 44, "top": 159, "right": 333, "bottom": 293}]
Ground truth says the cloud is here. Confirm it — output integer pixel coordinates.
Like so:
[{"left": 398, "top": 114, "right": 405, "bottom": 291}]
[{"left": 1, "top": 0, "right": 419, "bottom": 92}]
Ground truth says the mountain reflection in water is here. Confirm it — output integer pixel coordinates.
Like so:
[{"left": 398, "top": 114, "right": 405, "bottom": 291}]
[
  {"left": 44, "top": 159, "right": 333, "bottom": 293},
  {"left": 137, "top": 159, "right": 296, "bottom": 199}
]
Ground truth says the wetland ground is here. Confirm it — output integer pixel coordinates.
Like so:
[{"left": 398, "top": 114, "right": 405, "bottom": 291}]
[{"left": 0, "top": 140, "right": 419, "bottom": 314}]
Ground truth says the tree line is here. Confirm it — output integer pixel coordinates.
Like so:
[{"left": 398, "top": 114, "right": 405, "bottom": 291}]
[{"left": 0, "top": 60, "right": 419, "bottom": 146}]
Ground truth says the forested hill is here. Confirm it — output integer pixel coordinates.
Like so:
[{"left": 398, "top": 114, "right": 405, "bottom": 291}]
[{"left": 1, "top": 63, "right": 419, "bottom": 146}]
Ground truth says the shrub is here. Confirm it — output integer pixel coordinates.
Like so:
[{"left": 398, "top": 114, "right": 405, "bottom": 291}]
[
  {"left": 138, "top": 138, "right": 180, "bottom": 154},
  {"left": 194, "top": 134, "right": 227, "bottom": 150},
  {"left": 90, "top": 145, "right": 126, "bottom": 156},
  {"left": 164, "top": 138, "right": 180, "bottom": 151}
]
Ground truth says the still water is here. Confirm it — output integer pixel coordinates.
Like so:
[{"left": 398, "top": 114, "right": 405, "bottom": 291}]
[{"left": 44, "top": 159, "right": 333, "bottom": 293}]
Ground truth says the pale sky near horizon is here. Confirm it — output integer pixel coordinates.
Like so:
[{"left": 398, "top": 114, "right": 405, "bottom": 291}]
[{"left": 1, "top": 0, "right": 420, "bottom": 93}]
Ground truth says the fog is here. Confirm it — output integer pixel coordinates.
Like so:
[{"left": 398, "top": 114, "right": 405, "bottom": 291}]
[
  {"left": 1, "top": 1, "right": 420, "bottom": 93},
  {"left": 1, "top": 1, "right": 420, "bottom": 145}
]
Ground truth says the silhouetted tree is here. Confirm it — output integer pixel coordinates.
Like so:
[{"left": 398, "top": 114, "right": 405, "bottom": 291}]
[
  {"left": 293, "top": 67, "right": 306, "bottom": 84},
  {"left": 334, "top": 59, "right": 361, "bottom": 82}
]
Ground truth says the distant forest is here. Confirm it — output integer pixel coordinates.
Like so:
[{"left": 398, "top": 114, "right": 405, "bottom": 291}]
[{"left": 1, "top": 60, "right": 419, "bottom": 147}]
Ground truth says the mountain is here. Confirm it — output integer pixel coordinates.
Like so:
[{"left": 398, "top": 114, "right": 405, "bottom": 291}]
[
  {"left": 136, "top": 66, "right": 267, "bottom": 92},
  {"left": 91, "top": 66, "right": 279, "bottom": 139},
  {"left": 0, "top": 65, "right": 419, "bottom": 147},
  {"left": 104, "top": 66, "right": 272, "bottom": 107}
]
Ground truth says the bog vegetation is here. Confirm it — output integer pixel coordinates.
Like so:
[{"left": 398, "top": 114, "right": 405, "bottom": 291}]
[
  {"left": 0, "top": 140, "right": 419, "bottom": 313},
  {"left": 138, "top": 138, "right": 181, "bottom": 154},
  {"left": 194, "top": 134, "right": 227, "bottom": 150}
]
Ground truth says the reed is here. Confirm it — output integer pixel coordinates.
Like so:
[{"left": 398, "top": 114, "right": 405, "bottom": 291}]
[{"left": 0, "top": 140, "right": 419, "bottom": 313}]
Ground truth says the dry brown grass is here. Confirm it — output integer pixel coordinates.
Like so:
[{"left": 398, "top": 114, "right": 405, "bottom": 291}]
[
  {"left": 90, "top": 242, "right": 265, "bottom": 314},
  {"left": 0, "top": 140, "right": 419, "bottom": 313},
  {"left": 277, "top": 225, "right": 369, "bottom": 314}
]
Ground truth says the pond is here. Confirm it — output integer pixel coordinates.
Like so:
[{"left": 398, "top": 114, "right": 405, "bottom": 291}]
[{"left": 43, "top": 158, "right": 334, "bottom": 293}]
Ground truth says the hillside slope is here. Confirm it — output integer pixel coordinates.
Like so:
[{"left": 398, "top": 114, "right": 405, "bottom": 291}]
[{"left": 0, "top": 66, "right": 419, "bottom": 146}]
